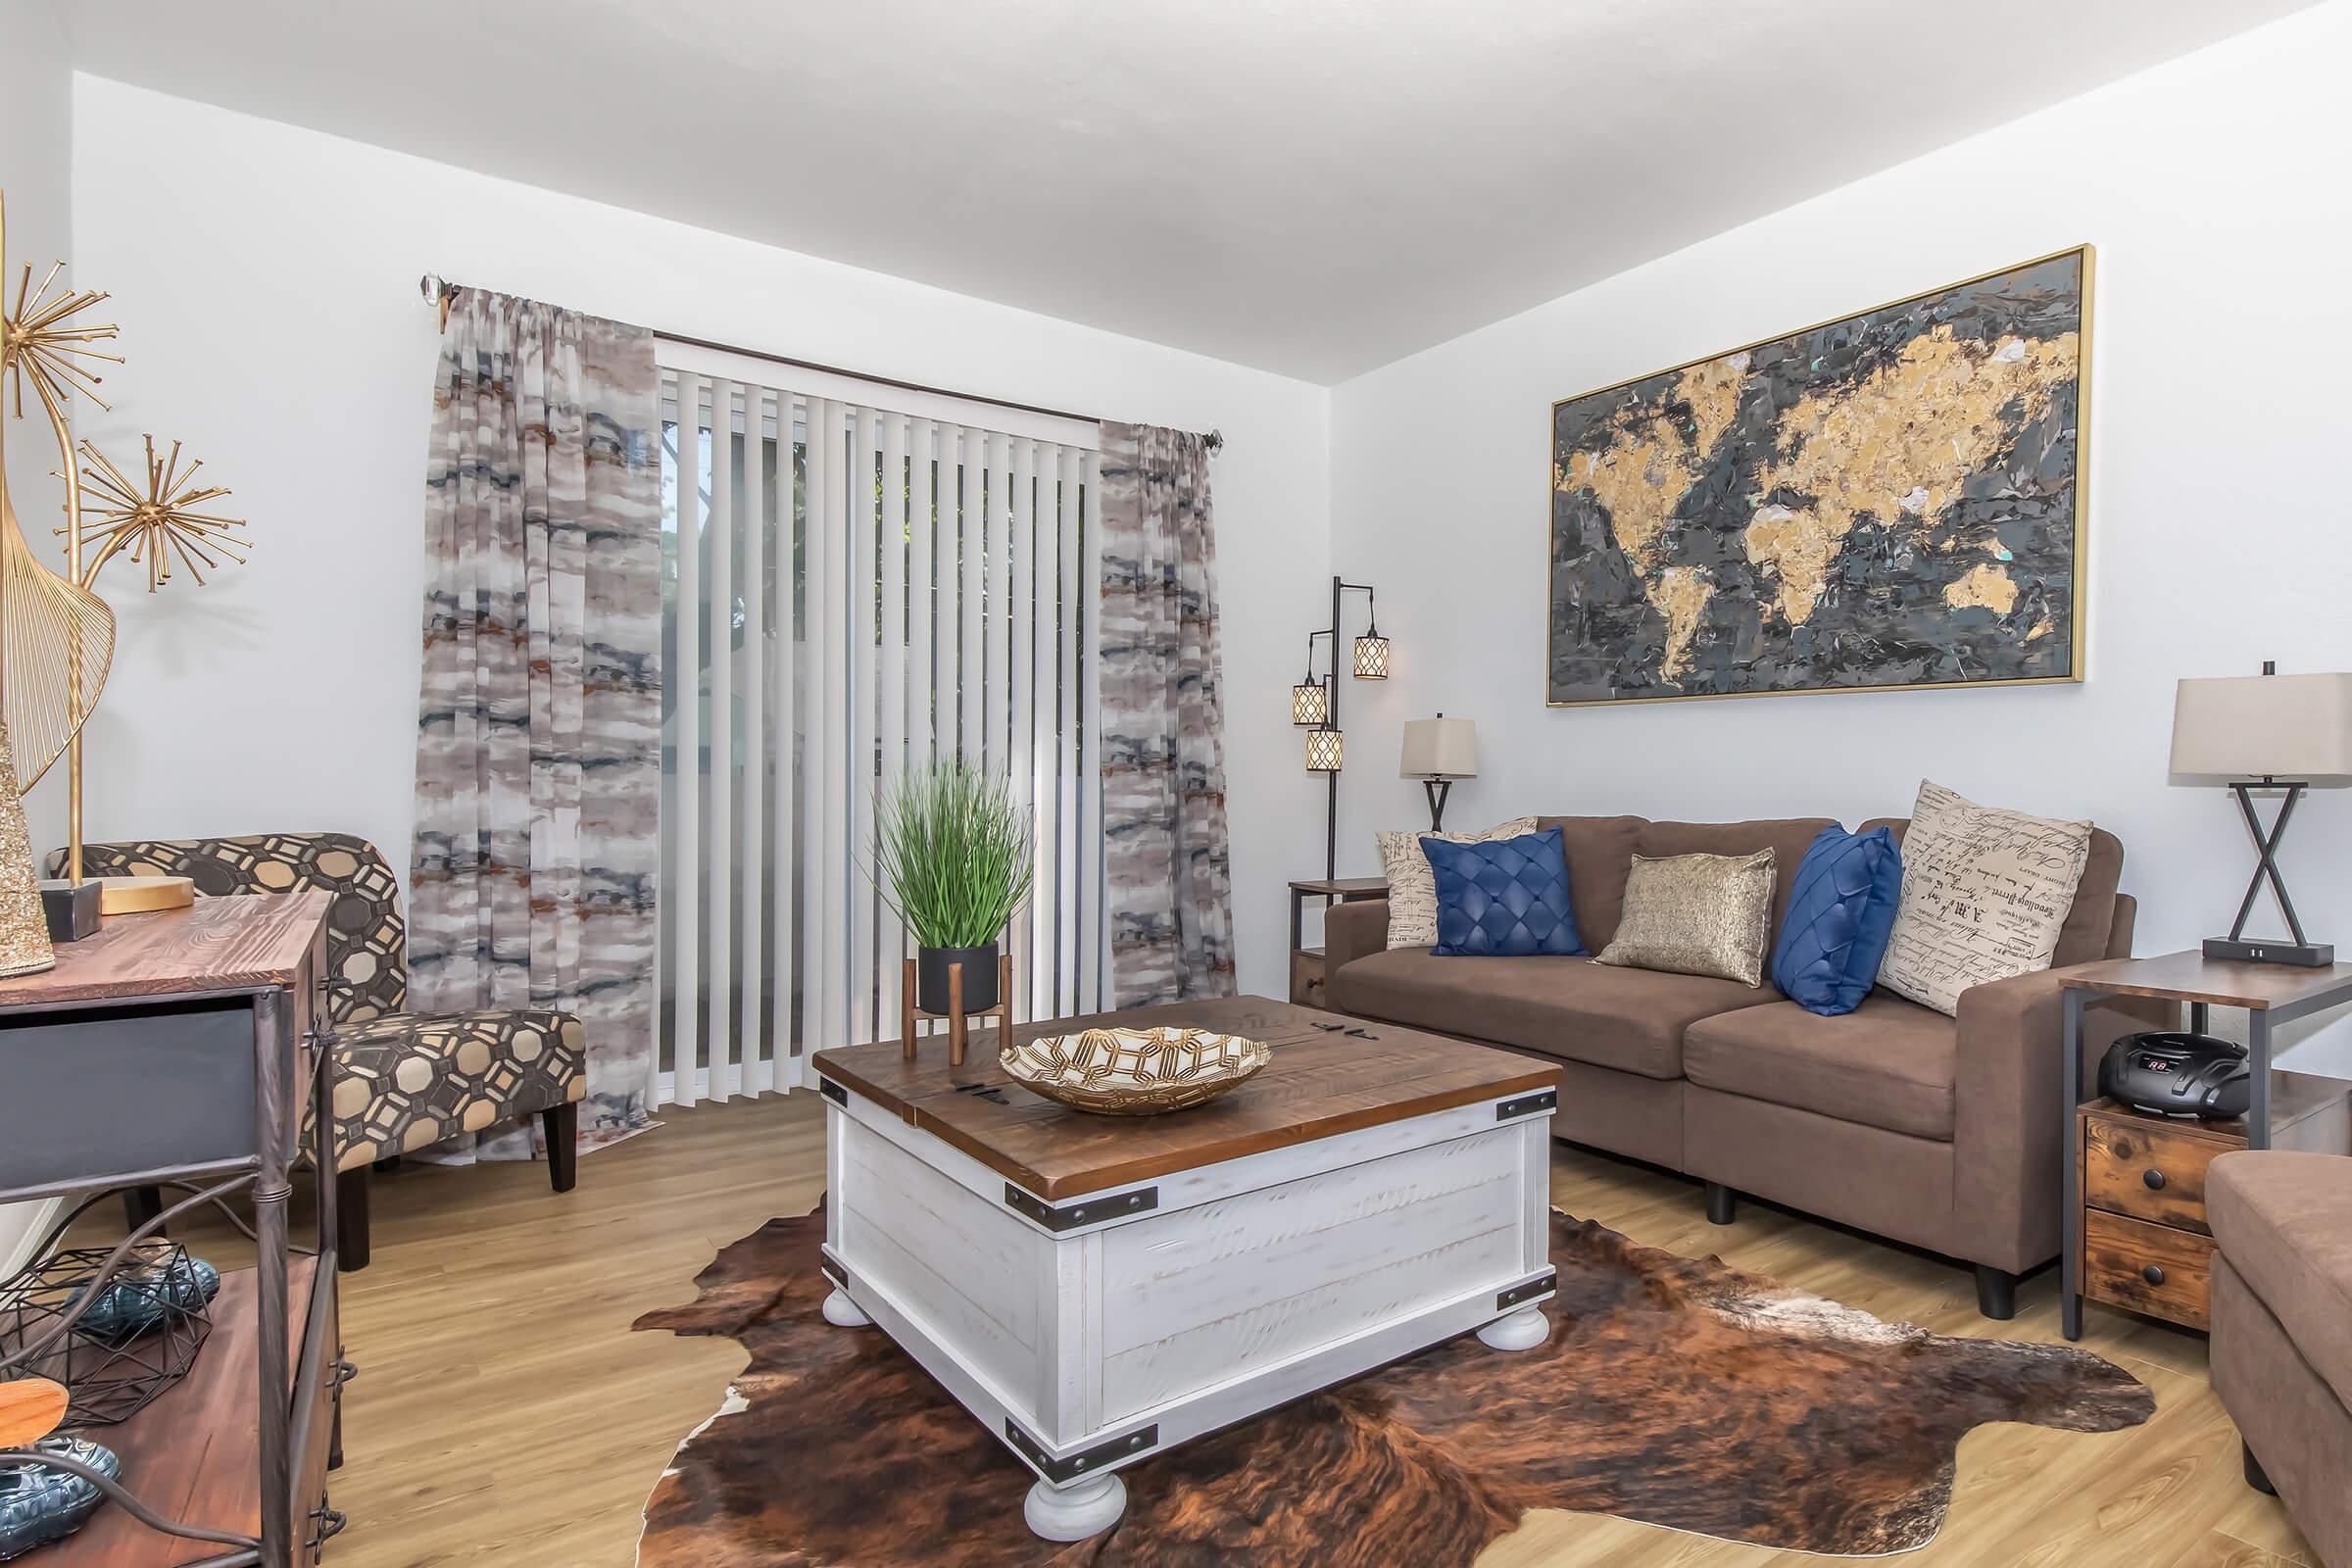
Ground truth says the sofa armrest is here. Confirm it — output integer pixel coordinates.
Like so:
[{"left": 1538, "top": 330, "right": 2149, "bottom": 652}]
[
  {"left": 1323, "top": 898, "right": 1391, "bottom": 977},
  {"left": 1950, "top": 961, "right": 2179, "bottom": 1271}
]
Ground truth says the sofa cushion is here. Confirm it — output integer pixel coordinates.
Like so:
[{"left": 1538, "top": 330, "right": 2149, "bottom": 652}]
[
  {"left": 1532, "top": 815, "right": 1646, "bottom": 951},
  {"left": 1865, "top": 816, "right": 2124, "bottom": 971},
  {"left": 1593, "top": 850, "right": 1776, "bottom": 986},
  {"left": 2209, "top": 1151, "right": 2352, "bottom": 1411},
  {"left": 1635, "top": 817, "right": 1838, "bottom": 934},
  {"left": 1425, "top": 828, "right": 1585, "bottom": 956},
  {"left": 1875, "top": 781, "right": 2091, "bottom": 1016},
  {"left": 1772, "top": 825, "right": 1903, "bottom": 1015},
  {"left": 1376, "top": 816, "right": 1541, "bottom": 949},
  {"left": 1683, "top": 992, "right": 1958, "bottom": 1141},
  {"left": 1329, "top": 948, "right": 1776, "bottom": 1079}
]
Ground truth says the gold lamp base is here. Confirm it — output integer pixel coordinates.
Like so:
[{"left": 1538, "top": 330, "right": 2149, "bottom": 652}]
[{"left": 96, "top": 873, "right": 196, "bottom": 915}]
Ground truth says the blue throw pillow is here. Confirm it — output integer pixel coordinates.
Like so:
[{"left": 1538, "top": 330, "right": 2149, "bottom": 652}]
[
  {"left": 1771, "top": 825, "right": 1903, "bottom": 1015},
  {"left": 1424, "top": 827, "right": 1586, "bottom": 957}
]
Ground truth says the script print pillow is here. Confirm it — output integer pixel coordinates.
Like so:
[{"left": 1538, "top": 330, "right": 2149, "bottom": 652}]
[
  {"left": 1878, "top": 780, "right": 2092, "bottom": 1016},
  {"left": 1376, "top": 817, "right": 1540, "bottom": 950}
]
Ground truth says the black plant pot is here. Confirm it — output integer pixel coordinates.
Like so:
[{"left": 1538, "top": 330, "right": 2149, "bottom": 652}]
[{"left": 917, "top": 943, "right": 1000, "bottom": 1016}]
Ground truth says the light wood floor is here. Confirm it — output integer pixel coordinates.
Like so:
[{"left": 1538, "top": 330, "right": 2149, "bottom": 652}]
[{"left": 151, "top": 1092, "right": 2318, "bottom": 1567}]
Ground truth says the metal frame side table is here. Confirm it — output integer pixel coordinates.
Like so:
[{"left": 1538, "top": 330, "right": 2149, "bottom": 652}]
[
  {"left": 2061, "top": 949, "right": 2352, "bottom": 1341},
  {"left": 0, "top": 893, "right": 346, "bottom": 1567}
]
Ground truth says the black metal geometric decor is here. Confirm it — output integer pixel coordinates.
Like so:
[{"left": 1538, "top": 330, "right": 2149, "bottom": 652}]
[{"left": 0, "top": 1243, "right": 218, "bottom": 1427}]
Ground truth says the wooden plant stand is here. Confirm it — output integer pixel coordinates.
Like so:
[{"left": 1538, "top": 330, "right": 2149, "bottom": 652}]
[{"left": 902, "top": 952, "right": 1014, "bottom": 1067}]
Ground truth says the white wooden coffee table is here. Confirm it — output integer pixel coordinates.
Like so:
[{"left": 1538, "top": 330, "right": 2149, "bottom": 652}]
[{"left": 811, "top": 995, "right": 1561, "bottom": 1541}]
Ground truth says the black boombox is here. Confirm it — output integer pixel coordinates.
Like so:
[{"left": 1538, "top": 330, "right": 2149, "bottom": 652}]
[{"left": 2098, "top": 1031, "right": 2251, "bottom": 1121}]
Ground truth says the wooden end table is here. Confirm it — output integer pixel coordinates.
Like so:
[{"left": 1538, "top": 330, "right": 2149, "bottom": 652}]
[
  {"left": 812, "top": 995, "right": 1561, "bottom": 1542},
  {"left": 1287, "top": 877, "right": 1387, "bottom": 1006},
  {"left": 2061, "top": 950, "right": 2352, "bottom": 1340}
]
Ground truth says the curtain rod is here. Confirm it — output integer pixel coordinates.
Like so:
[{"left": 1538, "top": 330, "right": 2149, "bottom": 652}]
[{"left": 418, "top": 274, "right": 1222, "bottom": 451}]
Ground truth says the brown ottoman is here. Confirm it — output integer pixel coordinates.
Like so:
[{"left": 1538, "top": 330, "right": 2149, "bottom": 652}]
[{"left": 2209, "top": 1150, "right": 2352, "bottom": 1568}]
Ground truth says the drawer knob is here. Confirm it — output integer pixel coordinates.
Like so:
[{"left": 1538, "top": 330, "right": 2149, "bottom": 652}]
[
  {"left": 2142, "top": 1264, "right": 2167, "bottom": 1287},
  {"left": 2142, "top": 1169, "right": 2167, "bottom": 1192}
]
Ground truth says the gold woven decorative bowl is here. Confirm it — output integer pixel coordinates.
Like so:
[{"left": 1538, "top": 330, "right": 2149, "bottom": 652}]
[{"left": 999, "top": 1026, "right": 1271, "bottom": 1116}]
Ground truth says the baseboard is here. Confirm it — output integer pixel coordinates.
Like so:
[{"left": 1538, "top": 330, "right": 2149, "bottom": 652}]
[{"left": 0, "top": 1197, "right": 64, "bottom": 1278}]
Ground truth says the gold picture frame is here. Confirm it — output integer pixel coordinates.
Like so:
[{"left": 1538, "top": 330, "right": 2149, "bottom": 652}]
[{"left": 1545, "top": 244, "right": 2093, "bottom": 707}]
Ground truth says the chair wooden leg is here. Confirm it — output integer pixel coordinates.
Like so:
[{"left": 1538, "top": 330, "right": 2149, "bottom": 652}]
[
  {"left": 336, "top": 1166, "right": 371, "bottom": 1273},
  {"left": 122, "top": 1185, "right": 167, "bottom": 1237},
  {"left": 542, "top": 1101, "right": 578, "bottom": 1194}
]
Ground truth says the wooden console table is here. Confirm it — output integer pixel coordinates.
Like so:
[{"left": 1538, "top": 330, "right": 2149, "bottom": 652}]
[
  {"left": 2061, "top": 950, "right": 2352, "bottom": 1341},
  {"left": 0, "top": 893, "right": 349, "bottom": 1566}
]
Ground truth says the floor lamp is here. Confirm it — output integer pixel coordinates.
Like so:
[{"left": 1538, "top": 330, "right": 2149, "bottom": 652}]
[{"left": 1293, "top": 575, "right": 1386, "bottom": 880}]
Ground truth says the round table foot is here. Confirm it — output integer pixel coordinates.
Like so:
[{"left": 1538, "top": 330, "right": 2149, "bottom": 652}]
[
  {"left": 1477, "top": 1305, "right": 1548, "bottom": 1351},
  {"left": 1024, "top": 1472, "right": 1126, "bottom": 1541},
  {"left": 821, "top": 1289, "right": 873, "bottom": 1328}
]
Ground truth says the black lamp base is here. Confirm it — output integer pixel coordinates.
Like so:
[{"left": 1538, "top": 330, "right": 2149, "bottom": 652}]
[{"left": 2203, "top": 935, "right": 2333, "bottom": 967}]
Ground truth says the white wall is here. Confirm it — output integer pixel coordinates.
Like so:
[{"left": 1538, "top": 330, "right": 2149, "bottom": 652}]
[
  {"left": 0, "top": 0, "right": 73, "bottom": 1274},
  {"left": 1328, "top": 4, "right": 2352, "bottom": 1065},
  {"left": 68, "top": 74, "right": 1332, "bottom": 1004}
]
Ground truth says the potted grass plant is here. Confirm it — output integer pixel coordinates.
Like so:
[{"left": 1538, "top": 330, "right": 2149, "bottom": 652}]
[{"left": 870, "top": 761, "right": 1035, "bottom": 1015}]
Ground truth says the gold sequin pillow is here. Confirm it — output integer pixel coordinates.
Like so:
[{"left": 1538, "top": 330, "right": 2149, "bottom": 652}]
[{"left": 1592, "top": 849, "right": 1777, "bottom": 987}]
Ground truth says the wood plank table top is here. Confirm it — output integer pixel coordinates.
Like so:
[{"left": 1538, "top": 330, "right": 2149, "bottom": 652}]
[
  {"left": 812, "top": 994, "right": 1560, "bottom": 1200},
  {"left": 2061, "top": 949, "right": 2352, "bottom": 1012},
  {"left": 0, "top": 892, "right": 329, "bottom": 1009}
]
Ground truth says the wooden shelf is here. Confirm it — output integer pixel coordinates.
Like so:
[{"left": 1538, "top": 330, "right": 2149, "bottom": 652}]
[{"left": 48, "top": 1256, "right": 319, "bottom": 1567}]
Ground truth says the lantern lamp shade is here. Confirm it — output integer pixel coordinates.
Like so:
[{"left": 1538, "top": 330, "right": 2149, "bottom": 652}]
[
  {"left": 1305, "top": 728, "right": 1345, "bottom": 772},
  {"left": 1399, "top": 716, "right": 1477, "bottom": 780},
  {"left": 2170, "top": 672, "right": 2352, "bottom": 786},
  {"left": 1353, "top": 633, "right": 1390, "bottom": 679},
  {"left": 1292, "top": 680, "right": 1328, "bottom": 726}
]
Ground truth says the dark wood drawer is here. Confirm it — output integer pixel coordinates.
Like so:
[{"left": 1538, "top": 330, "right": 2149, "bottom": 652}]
[
  {"left": 2082, "top": 1111, "right": 2226, "bottom": 1234},
  {"left": 1290, "top": 951, "right": 1327, "bottom": 1008},
  {"left": 2082, "top": 1209, "right": 2215, "bottom": 1330}
]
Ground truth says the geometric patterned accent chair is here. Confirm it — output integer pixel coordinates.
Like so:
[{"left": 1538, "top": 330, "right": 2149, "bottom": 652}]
[{"left": 59, "top": 833, "right": 586, "bottom": 1271}]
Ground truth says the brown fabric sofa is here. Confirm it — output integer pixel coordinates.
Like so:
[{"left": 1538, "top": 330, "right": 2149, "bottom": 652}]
[
  {"left": 2210, "top": 1151, "right": 2352, "bottom": 1568},
  {"left": 1325, "top": 814, "right": 2169, "bottom": 1317}
]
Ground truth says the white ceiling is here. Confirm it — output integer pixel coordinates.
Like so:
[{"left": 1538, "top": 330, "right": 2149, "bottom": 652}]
[{"left": 67, "top": 0, "right": 2319, "bottom": 383}]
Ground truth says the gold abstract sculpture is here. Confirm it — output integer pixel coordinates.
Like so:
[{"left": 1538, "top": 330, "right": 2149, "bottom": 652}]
[
  {"left": 0, "top": 715, "right": 53, "bottom": 975},
  {"left": 0, "top": 189, "right": 249, "bottom": 902}
]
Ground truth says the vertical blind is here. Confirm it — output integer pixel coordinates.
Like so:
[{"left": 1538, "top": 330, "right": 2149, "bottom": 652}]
[{"left": 659, "top": 364, "right": 1106, "bottom": 1102}]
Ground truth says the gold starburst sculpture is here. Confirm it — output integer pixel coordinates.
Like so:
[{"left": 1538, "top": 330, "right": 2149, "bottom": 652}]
[
  {"left": 0, "top": 187, "right": 250, "bottom": 894},
  {"left": 74, "top": 437, "right": 249, "bottom": 593}
]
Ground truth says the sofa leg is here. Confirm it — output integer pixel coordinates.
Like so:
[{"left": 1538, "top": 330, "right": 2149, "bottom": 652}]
[
  {"left": 542, "top": 1102, "right": 578, "bottom": 1194},
  {"left": 122, "top": 1185, "right": 167, "bottom": 1237},
  {"left": 1704, "top": 1182, "right": 1737, "bottom": 1226},
  {"left": 336, "top": 1166, "right": 371, "bottom": 1273},
  {"left": 1973, "top": 1263, "right": 2018, "bottom": 1320},
  {"left": 2243, "top": 1441, "right": 2278, "bottom": 1496}
]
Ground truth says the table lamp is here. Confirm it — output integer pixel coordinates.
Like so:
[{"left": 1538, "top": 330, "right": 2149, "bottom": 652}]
[
  {"left": 1399, "top": 714, "right": 1477, "bottom": 831},
  {"left": 2169, "top": 662, "right": 2352, "bottom": 966}
]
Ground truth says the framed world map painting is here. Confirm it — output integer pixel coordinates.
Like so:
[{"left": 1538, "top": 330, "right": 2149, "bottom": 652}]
[{"left": 1547, "top": 247, "right": 2090, "bottom": 705}]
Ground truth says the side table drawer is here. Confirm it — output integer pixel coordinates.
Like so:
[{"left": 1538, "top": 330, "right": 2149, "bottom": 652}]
[
  {"left": 1290, "top": 951, "right": 1327, "bottom": 1008},
  {"left": 2082, "top": 1112, "right": 2224, "bottom": 1234},
  {"left": 0, "top": 1000, "right": 261, "bottom": 1191},
  {"left": 2082, "top": 1209, "right": 2214, "bottom": 1330}
]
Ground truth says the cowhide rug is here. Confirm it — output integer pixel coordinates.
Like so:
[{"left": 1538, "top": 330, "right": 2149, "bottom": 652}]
[{"left": 633, "top": 1209, "right": 2151, "bottom": 1565}]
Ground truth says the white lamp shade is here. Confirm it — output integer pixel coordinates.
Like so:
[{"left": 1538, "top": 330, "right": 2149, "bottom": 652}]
[
  {"left": 2170, "top": 671, "right": 2352, "bottom": 786},
  {"left": 1399, "top": 716, "right": 1477, "bottom": 779}
]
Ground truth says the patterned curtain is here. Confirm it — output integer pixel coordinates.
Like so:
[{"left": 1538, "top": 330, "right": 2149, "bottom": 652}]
[
  {"left": 1098, "top": 423, "right": 1237, "bottom": 1005},
  {"left": 413, "top": 289, "right": 662, "bottom": 1154}
]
